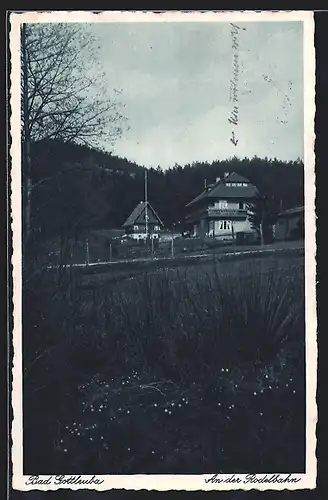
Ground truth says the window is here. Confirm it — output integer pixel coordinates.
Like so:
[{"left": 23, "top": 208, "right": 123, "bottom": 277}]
[
  {"left": 242, "top": 183, "right": 248, "bottom": 187},
  {"left": 239, "top": 202, "right": 244, "bottom": 209},
  {"left": 154, "top": 225, "right": 160, "bottom": 231},
  {"left": 226, "top": 183, "right": 231, "bottom": 187},
  {"left": 237, "top": 183, "right": 242, "bottom": 187},
  {"left": 231, "top": 183, "right": 237, "bottom": 187},
  {"left": 133, "top": 225, "right": 139, "bottom": 231},
  {"left": 215, "top": 200, "right": 228, "bottom": 209},
  {"left": 219, "top": 220, "right": 232, "bottom": 231}
]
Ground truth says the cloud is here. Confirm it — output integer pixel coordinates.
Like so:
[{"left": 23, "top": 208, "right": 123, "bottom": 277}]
[{"left": 88, "top": 20, "right": 304, "bottom": 168}]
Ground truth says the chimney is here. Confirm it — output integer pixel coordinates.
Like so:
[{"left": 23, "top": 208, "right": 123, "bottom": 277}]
[
  {"left": 216, "top": 176, "right": 221, "bottom": 183},
  {"left": 224, "top": 172, "right": 230, "bottom": 178}
]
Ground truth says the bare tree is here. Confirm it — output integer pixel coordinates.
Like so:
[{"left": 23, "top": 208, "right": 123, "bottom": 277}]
[{"left": 21, "top": 22, "right": 127, "bottom": 248}]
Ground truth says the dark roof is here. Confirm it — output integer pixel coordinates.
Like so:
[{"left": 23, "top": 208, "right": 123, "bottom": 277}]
[
  {"left": 122, "top": 201, "right": 164, "bottom": 228},
  {"left": 186, "top": 172, "right": 258, "bottom": 207},
  {"left": 278, "top": 206, "right": 304, "bottom": 217},
  {"left": 223, "top": 172, "right": 250, "bottom": 183}
]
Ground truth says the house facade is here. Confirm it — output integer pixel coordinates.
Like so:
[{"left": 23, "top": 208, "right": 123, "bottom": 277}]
[
  {"left": 122, "top": 201, "right": 163, "bottom": 240},
  {"left": 275, "top": 206, "right": 304, "bottom": 241},
  {"left": 185, "top": 172, "right": 259, "bottom": 240}
]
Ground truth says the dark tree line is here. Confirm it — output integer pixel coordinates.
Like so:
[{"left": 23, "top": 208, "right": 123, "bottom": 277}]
[
  {"left": 21, "top": 22, "right": 304, "bottom": 259},
  {"left": 28, "top": 139, "right": 304, "bottom": 246}
]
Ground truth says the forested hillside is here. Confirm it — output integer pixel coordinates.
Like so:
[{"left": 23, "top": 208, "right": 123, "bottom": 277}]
[{"left": 29, "top": 139, "right": 304, "bottom": 241}]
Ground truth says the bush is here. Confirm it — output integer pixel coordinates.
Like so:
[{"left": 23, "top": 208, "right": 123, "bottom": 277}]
[{"left": 23, "top": 257, "right": 305, "bottom": 474}]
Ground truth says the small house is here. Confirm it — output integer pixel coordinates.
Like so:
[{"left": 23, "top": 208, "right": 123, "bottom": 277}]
[
  {"left": 185, "top": 172, "right": 259, "bottom": 240},
  {"left": 275, "top": 206, "right": 304, "bottom": 241},
  {"left": 122, "top": 201, "right": 163, "bottom": 240}
]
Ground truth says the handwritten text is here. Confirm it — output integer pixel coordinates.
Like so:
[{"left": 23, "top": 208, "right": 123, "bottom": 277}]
[{"left": 228, "top": 23, "right": 246, "bottom": 146}]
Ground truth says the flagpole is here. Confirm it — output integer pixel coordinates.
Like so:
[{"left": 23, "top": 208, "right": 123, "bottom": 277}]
[{"left": 145, "top": 170, "right": 148, "bottom": 238}]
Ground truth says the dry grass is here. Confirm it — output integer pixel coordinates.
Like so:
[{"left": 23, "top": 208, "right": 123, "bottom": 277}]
[{"left": 23, "top": 255, "right": 305, "bottom": 474}]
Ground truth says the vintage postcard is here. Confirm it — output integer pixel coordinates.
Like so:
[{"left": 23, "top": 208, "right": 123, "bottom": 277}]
[{"left": 10, "top": 10, "right": 316, "bottom": 492}]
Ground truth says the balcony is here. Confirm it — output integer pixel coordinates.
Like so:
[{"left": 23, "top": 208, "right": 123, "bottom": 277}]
[
  {"left": 185, "top": 207, "right": 248, "bottom": 224},
  {"left": 205, "top": 208, "right": 248, "bottom": 218}
]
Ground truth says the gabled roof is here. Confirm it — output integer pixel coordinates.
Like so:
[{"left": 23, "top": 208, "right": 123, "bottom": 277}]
[
  {"left": 186, "top": 172, "right": 258, "bottom": 207},
  {"left": 122, "top": 201, "right": 164, "bottom": 228}
]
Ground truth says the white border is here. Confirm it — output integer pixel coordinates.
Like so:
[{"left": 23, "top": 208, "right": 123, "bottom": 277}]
[{"left": 10, "top": 10, "right": 317, "bottom": 491}]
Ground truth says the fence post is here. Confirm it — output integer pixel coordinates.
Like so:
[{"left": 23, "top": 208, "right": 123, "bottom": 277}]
[{"left": 86, "top": 238, "right": 90, "bottom": 266}]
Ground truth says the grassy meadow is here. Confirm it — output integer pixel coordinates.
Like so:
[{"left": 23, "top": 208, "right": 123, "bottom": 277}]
[{"left": 23, "top": 252, "right": 305, "bottom": 474}]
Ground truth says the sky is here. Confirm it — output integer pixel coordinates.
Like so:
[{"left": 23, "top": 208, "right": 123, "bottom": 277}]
[{"left": 88, "top": 20, "right": 303, "bottom": 169}]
